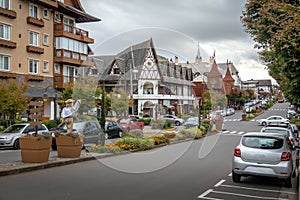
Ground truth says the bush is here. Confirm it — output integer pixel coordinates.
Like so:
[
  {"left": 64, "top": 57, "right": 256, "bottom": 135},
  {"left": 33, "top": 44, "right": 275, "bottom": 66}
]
[
  {"left": 116, "top": 137, "right": 155, "bottom": 150},
  {"left": 152, "top": 134, "right": 170, "bottom": 145},
  {"left": 126, "top": 129, "right": 144, "bottom": 138},
  {"left": 164, "top": 133, "right": 176, "bottom": 139},
  {"left": 138, "top": 118, "right": 151, "bottom": 125},
  {"left": 201, "top": 119, "right": 211, "bottom": 132},
  {"left": 180, "top": 127, "right": 205, "bottom": 139},
  {"left": 86, "top": 143, "right": 122, "bottom": 153},
  {"left": 163, "top": 120, "right": 172, "bottom": 129},
  {"left": 175, "top": 133, "right": 186, "bottom": 140}
]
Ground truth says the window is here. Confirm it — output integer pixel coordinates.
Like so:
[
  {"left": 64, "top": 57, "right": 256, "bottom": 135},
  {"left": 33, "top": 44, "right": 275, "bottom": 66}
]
[
  {"left": 43, "top": 9, "right": 49, "bottom": 19},
  {"left": 29, "top": 4, "right": 38, "bottom": 18},
  {"left": 63, "top": 65, "right": 74, "bottom": 83},
  {"left": 0, "top": 55, "right": 10, "bottom": 71},
  {"left": 63, "top": 17, "right": 74, "bottom": 33},
  {"left": 54, "top": 13, "right": 61, "bottom": 22},
  {"left": 29, "top": 31, "right": 39, "bottom": 46},
  {"left": 54, "top": 63, "right": 60, "bottom": 73},
  {"left": 43, "top": 61, "right": 49, "bottom": 72},
  {"left": 43, "top": 34, "right": 49, "bottom": 45},
  {"left": 0, "top": 23, "right": 10, "bottom": 40},
  {"left": 55, "top": 37, "right": 88, "bottom": 55},
  {"left": 29, "top": 59, "right": 39, "bottom": 74},
  {"left": 0, "top": 0, "right": 9, "bottom": 9}
]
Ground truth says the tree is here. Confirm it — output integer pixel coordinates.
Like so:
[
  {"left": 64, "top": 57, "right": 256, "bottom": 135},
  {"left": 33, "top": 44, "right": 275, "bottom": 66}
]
[
  {"left": 111, "top": 88, "right": 129, "bottom": 117},
  {"left": 0, "top": 79, "right": 30, "bottom": 125},
  {"left": 241, "top": 0, "right": 300, "bottom": 107}
]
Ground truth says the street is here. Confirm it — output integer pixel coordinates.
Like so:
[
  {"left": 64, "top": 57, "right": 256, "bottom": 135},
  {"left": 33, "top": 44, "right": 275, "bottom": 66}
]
[{"left": 0, "top": 103, "right": 298, "bottom": 200}]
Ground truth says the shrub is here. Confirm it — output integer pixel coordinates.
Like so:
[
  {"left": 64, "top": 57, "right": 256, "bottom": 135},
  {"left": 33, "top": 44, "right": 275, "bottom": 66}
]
[
  {"left": 127, "top": 129, "right": 144, "bottom": 138},
  {"left": 164, "top": 133, "right": 176, "bottom": 139},
  {"left": 201, "top": 119, "right": 211, "bottom": 132},
  {"left": 180, "top": 128, "right": 196, "bottom": 138},
  {"left": 163, "top": 120, "right": 172, "bottom": 129},
  {"left": 116, "top": 137, "right": 155, "bottom": 150},
  {"left": 138, "top": 118, "right": 151, "bottom": 125},
  {"left": 175, "top": 133, "right": 186, "bottom": 140},
  {"left": 86, "top": 143, "right": 122, "bottom": 153},
  {"left": 152, "top": 134, "right": 170, "bottom": 145}
]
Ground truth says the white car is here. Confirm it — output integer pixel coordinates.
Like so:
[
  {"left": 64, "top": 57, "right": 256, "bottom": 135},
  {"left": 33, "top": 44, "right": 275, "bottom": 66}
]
[{"left": 258, "top": 115, "right": 289, "bottom": 126}]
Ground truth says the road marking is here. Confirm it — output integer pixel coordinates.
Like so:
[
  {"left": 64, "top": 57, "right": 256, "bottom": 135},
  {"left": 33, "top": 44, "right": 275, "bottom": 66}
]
[
  {"left": 222, "top": 131, "right": 229, "bottom": 134},
  {"left": 228, "top": 173, "right": 232, "bottom": 176},
  {"left": 237, "top": 131, "right": 244, "bottom": 135},
  {"left": 211, "top": 190, "right": 289, "bottom": 200},
  {"left": 214, "top": 179, "right": 226, "bottom": 187},
  {"left": 197, "top": 189, "right": 222, "bottom": 200},
  {"left": 230, "top": 131, "right": 237, "bottom": 134},
  {"left": 221, "top": 184, "right": 296, "bottom": 195}
]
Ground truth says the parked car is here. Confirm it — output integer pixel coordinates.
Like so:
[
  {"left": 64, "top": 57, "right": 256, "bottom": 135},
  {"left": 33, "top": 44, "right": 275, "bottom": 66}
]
[
  {"left": 0, "top": 123, "right": 50, "bottom": 149},
  {"left": 51, "top": 120, "right": 102, "bottom": 150},
  {"left": 260, "top": 126, "right": 299, "bottom": 149},
  {"left": 117, "top": 117, "right": 144, "bottom": 132},
  {"left": 258, "top": 115, "right": 289, "bottom": 126},
  {"left": 160, "top": 114, "right": 185, "bottom": 126},
  {"left": 105, "top": 121, "right": 123, "bottom": 139},
  {"left": 184, "top": 117, "right": 200, "bottom": 128},
  {"left": 290, "top": 124, "right": 299, "bottom": 139},
  {"left": 286, "top": 110, "right": 297, "bottom": 119},
  {"left": 232, "top": 132, "right": 299, "bottom": 187}
]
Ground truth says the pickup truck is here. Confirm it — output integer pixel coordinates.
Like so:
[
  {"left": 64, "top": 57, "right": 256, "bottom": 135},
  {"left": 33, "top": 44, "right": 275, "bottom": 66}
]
[{"left": 117, "top": 117, "right": 144, "bottom": 132}]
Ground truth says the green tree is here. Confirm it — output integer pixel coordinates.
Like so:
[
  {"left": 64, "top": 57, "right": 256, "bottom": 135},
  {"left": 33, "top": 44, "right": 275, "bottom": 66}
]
[
  {"left": 241, "top": 0, "right": 300, "bottom": 107},
  {"left": 0, "top": 80, "right": 30, "bottom": 125},
  {"left": 111, "top": 88, "right": 129, "bottom": 117}
]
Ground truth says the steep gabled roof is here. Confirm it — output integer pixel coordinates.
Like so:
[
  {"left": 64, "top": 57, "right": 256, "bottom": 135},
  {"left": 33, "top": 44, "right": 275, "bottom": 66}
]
[
  {"left": 223, "top": 65, "right": 235, "bottom": 82},
  {"left": 208, "top": 60, "right": 222, "bottom": 78}
]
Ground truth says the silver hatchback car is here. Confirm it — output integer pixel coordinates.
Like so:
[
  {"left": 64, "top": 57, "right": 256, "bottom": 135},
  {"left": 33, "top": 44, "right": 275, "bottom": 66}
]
[{"left": 232, "top": 132, "right": 299, "bottom": 187}]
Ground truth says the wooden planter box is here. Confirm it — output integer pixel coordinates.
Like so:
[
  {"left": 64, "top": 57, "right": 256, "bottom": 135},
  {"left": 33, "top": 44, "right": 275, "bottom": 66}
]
[
  {"left": 56, "top": 136, "right": 82, "bottom": 158},
  {"left": 19, "top": 137, "right": 52, "bottom": 163}
]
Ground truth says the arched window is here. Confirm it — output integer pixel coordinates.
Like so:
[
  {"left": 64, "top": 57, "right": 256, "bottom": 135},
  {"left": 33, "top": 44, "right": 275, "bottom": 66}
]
[{"left": 143, "top": 82, "right": 154, "bottom": 94}]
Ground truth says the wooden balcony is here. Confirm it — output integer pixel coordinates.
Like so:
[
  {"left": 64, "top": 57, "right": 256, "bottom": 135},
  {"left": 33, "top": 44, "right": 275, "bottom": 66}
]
[
  {"left": 25, "top": 74, "right": 44, "bottom": 81},
  {"left": 0, "top": 7, "right": 17, "bottom": 19},
  {"left": 53, "top": 74, "right": 75, "bottom": 89},
  {"left": 0, "top": 38, "right": 16, "bottom": 49},
  {"left": 0, "top": 71, "right": 16, "bottom": 79},
  {"left": 27, "top": 45, "right": 44, "bottom": 54},
  {"left": 54, "top": 23, "right": 94, "bottom": 43},
  {"left": 54, "top": 49, "right": 94, "bottom": 67},
  {"left": 27, "top": 16, "right": 44, "bottom": 27}
]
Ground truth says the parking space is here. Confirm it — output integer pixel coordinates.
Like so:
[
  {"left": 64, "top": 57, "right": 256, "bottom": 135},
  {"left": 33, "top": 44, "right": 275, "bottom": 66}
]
[{"left": 197, "top": 173, "right": 298, "bottom": 200}]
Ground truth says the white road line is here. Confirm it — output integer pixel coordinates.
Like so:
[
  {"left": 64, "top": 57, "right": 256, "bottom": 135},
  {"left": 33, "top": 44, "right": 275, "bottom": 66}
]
[
  {"left": 228, "top": 173, "right": 232, "bottom": 176},
  {"left": 211, "top": 190, "right": 289, "bottom": 200},
  {"left": 214, "top": 179, "right": 226, "bottom": 187},
  {"left": 221, "top": 184, "right": 296, "bottom": 195},
  {"left": 237, "top": 131, "right": 244, "bottom": 135},
  {"left": 197, "top": 189, "right": 222, "bottom": 200},
  {"left": 230, "top": 131, "right": 237, "bottom": 134},
  {"left": 222, "top": 131, "right": 229, "bottom": 134}
]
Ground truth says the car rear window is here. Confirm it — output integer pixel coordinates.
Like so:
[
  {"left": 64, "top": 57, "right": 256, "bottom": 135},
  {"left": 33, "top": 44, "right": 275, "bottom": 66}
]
[
  {"left": 242, "top": 136, "right": 283, "bottom": 149},
  {"left": 261, "top": 129, "right": 289, "bottom": 136}
]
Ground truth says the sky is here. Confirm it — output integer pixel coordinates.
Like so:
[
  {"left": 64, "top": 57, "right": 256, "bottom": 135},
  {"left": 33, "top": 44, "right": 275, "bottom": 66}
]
[{"left": 78, "top": 0, "right": 274, "bottom": 82}]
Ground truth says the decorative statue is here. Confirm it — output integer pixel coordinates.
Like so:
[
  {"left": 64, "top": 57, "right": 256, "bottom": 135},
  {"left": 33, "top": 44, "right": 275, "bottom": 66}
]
[{"left": 61, "top": 99, "right": 81, "bottom": 133}]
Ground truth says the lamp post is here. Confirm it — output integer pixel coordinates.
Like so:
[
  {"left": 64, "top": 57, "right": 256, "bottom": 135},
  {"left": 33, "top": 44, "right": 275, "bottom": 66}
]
[{"left": 198, "top": 97, "right": 203, "bottom": 129}]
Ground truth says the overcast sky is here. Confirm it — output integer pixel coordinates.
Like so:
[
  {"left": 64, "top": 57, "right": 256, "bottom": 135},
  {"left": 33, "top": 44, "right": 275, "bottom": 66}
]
[{"left": 78, "top": 0, "right": 273, "bottom": 82}]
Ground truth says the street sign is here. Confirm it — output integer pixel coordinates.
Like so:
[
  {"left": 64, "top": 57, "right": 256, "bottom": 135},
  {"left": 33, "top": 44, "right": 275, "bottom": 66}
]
[
  {"left": 29, "top": 101, "right": 43, "bottom": 107},
  {"left": 29, "top": 108, "right": 44, "bottom": 113},
  {"left": 29, "top": 114, "right": 43, "bottom": 120},
  {"left": 29, "top": 121, "right": 42, "bottom": 126}
]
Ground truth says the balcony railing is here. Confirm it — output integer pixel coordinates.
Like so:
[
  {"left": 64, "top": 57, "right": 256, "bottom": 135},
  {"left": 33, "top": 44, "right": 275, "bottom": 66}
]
[
  {"left": 54, "top": 23, "right": 94, "bottom": 43},
  {"left": 54, "top": 49, "right": 93, "bottom": 66},
  {"left": 0, "top": 7, "right": 17, "bottom": 19},
  {"left": 27, "top": 16, "right": 44, "bottom": 27},
  {"left": 53, "top": 74, "right": 75, "bottom": 89},
  {"left": 0, "top": 71, "right": 16, "bottom": 79},
  {"left": 27, "top": 45, "right": 44, "bottom": 54},
  {"left": 25, "top": 74, "right": 44, "bottom": 81},
  {"left": 0, "top": 38, "right": 16, "bottom": 49}
]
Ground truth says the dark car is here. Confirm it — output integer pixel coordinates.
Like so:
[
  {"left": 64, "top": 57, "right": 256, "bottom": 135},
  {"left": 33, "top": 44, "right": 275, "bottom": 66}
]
[
  {"left": 51, "top": 120, "right": 102, "bottom": 150},
  {"left": 105, "top": 121, "right": 123, "bottom": 139}
]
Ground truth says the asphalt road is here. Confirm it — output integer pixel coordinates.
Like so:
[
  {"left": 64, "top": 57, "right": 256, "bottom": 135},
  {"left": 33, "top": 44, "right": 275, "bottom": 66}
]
[{"left": 0, "top": 102, "right": 298, "bottom": 200}]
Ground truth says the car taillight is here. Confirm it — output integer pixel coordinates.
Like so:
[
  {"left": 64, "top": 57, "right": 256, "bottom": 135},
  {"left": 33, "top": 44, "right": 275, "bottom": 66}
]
[
  {"left": 281, "top": 152, "right": 291, "bottom": 161},
  {"left": 289, "top": 138, "right": 294, "bottom": 146},
  {"left": 234, "top": 148, "right": 241, "bottom": 157}
]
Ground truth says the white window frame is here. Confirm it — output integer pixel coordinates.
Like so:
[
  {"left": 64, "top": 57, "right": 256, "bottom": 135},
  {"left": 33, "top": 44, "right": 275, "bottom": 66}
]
[
  {"left": 29, "top": 3, "right": 38, "bottom": 18},
  {"left": 0, "top": 0, "right": 9, "bottom": 9},
  {"left": 29, "top": 59, "right": 39, "bottom": 74},
  {"left": 43, "top": 61, "right": 49, "bottom": 72},
  {"left": 43, "top": 34, "right": 49, "bottom": 45},
  {"left": 54, "top": 63, "right": 60, "bottom": 73},
  {"left": 0, "top": 54, "right": 10, "bottom": 71},
  {"left": 29, "top": 31, "right": 39, "bottom": 46},
  {"left": 54, "top": 12, "right": 61, "bottom": 22},
  {"left": 0, "top": 23, "right": 10, "bottom": 40},
  {"left": 43, "top": 9, "right": 49, "bottom": 19}
]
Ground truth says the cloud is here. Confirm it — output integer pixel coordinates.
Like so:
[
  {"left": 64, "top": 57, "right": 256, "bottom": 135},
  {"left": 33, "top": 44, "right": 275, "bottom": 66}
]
[{"left": 79, "top": 0, "right": 272, "bottom": 81}]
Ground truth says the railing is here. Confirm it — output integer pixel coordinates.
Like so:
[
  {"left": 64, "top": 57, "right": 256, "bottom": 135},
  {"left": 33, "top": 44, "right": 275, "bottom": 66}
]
[
  {"left": 55, "top": 49, "right": 87, "bottom": 61},
  {"left": 54, "top": 23, "right": 89, "bottom": 37},
  {"left": 0, "top": 7, "right": 16, "bottom": 19}
]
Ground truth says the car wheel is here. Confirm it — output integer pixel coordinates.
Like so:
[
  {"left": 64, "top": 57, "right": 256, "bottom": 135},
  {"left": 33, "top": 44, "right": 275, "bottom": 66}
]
[
  {"left": 262, "top": 121, "right": 267, "bottom": 126},
  {"left": 118, "top": 131, "right": 123, "bottom": 138},
  {"left": 175, "top": 121, "right": 180, "bottom": 126},
  {"left": 13, "top": 139, "right": 20, "bottom": 150},
  {"left": 232, "top": 170, "right": 241, "bottom": 183},
  {"left": 284, "top": 175, "right": 292, "bottom": 188},
  {"left": 105, "top": 133, "right": 109, "bottom": 140}
]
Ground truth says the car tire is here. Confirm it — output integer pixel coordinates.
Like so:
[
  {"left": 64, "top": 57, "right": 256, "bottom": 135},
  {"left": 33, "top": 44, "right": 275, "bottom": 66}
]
[
  {"left": 175, "top": 121, "right": 180, "bottom": 126},
  {"left": 284, "top": 175, "right": 292, "bottom": 188},
  {"left": 118, "top": 131, "right": 123, "bottom": 138},
  {"left": 13, "top": 139, "right": 20, "bottom": 150},
  {"left": 232, "top": 170, "right": 241, "bottom": 183},
  {"left": 262, "top": 121, "right": 267, "bottom": 126}
]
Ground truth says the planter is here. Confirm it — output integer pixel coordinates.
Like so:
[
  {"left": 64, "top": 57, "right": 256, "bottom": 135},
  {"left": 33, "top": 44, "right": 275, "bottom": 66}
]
[
  {"left": 19, "top": 137, "right": 52, "bottom": 163},
  {"left": 242, "top": 114, "right": 247, "bottom": 121},
  {"left": 56, "top": 136, "right": 82, "bottom": 158}
]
